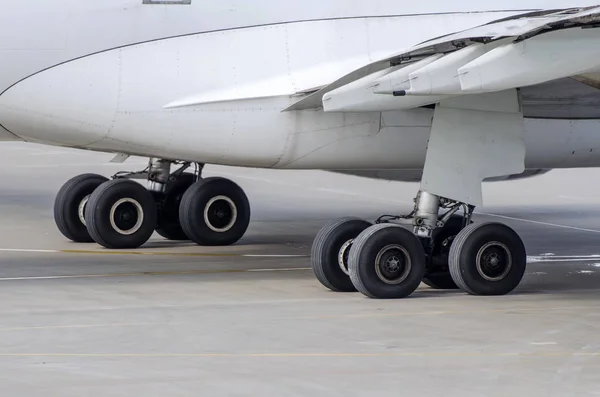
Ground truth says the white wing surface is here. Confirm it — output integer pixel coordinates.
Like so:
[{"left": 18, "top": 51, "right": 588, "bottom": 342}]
[{"left": 284, "top": 6, "right": 600, "bottom": 112}]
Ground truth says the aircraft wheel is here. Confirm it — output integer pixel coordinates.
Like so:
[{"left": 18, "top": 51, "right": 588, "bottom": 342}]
[
  {"left": 449, "top": 222, "right": 526, "bottom": 296},
  {"left": 179, "top": 177, "right": 250, "bottom": 246},
  {"left": 311, "top": 218, "right": 372, "bottom": 292},
  {"left": 348, "top": 224, "right": 426, "bottom": 299},
  {"left": 53, "top": 173, "right": 109, "bottom": 242},
  {"left": 422, "top": 215, "right": 469, "bottom": 290},
  {"left": 155, "top": 173, "right": 196, "bottom": 240},
  {"left": 84, "top": 179, "right": 157, "bottom": 249}
]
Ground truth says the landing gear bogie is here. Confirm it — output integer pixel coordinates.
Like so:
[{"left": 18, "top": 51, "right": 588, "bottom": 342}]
[
  {"left": 312, "top": 189, "right": 527, "bottom": 300},
  {"left": 422, "top": 214, "right": 471, "bottom": 290},
  {"left": 54, "top": 158, "right": 254, "bottom": 249}
]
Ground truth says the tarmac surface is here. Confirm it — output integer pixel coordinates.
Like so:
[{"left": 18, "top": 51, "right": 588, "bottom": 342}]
[{"left": 1, "top": 142, "right": 600, "bottom": 396}]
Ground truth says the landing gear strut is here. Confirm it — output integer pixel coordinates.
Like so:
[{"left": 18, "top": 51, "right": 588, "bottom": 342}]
[
  {"left": 155, "top": 173, "right": 196, "bottom": 241},
  {"left": 422, "top": 213, "right": 469, "bottom": 290},
  {"left": 53, "top": 158, "right": 251, "bottom": 249},
  {"left": 311, "top": 191, "right": 527, "bottom": 299}
]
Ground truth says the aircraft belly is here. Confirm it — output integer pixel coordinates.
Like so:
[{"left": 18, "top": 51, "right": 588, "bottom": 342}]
[
  {"left": 274, "top": 116, "right": 600, "bottom": 171},
  {"left": 96, "top": 97, "right": 295, "bottom": 167}
]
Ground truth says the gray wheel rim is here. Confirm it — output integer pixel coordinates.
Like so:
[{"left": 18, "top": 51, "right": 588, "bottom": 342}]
[
  {"left": 203, "top": 195, "right": 237, "bottom": 233},
  {"left": 338, "top": 239, "right": 354, "bottom": 276},
  {"left": 476, "top": 241, "right": 512, "bottom": 282},
  {"left": 374, "top": 244, "right": 412, "bottom": 285},
  {"left": 78, "top": 194, "right": 90, "bottom": 226},
  {"left": 109, "top": 198, "right": 144, "bottom": 235}
]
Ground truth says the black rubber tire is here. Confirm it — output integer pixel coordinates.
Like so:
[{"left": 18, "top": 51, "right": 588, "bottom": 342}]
[
  {"left": 348, "top": 223, "right": 427, "bottom": 299},
  {"left": 449, "top": 222, "right": 527, "bottom": 296},
  {"left": 84, "top": 179, "right": 157, "bottom": 249},
  {"left": 311, "top": 218, "right": 372, "bottom": 292},
  {"left": 155, "top": 173, "right": 196, "bottom": 241},
  {"left": 179, "top": 177, "right": 250, "bottom": 246},
  {"left": 422, "top": 272, "right": 458, "bottom": 290},
  {"left": 53, "top": 173, "right": 109, "bottom": 243},
  {"left": 422, "top": 215, "right": 468, "bottom": 290}
]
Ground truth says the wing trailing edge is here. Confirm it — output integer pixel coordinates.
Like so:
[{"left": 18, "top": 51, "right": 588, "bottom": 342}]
[{"left": 283, "top": 5, "right": 600, "bottom": 113}]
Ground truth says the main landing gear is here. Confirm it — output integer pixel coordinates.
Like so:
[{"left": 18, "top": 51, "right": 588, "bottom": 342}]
[
  {"left": 312, "top": 89, "right": 530, "bottom": 299},
  {"left": 311, "top": 191, "right": 527, "bottom": 299},
  {"left": 53, "top": 159, "right": 251, "bottom": 249}
]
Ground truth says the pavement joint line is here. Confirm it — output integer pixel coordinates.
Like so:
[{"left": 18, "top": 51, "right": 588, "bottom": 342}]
[
  {"left": 0, "top": 322, "right": 170, "bottom": 332},
  {"left": 1, "top": 352, "right": 600, "bottom": 358},
  {"left": 3, "top": 306, "right": 600, "bottom": 332}
]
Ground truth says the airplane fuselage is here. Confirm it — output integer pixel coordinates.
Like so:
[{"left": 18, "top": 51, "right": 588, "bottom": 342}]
[
  {"left": 20, "top": 2, "right": 600, "bottom": 297},
  {"left": 1, "top": 1, "right": 600, "bottom": 174}
]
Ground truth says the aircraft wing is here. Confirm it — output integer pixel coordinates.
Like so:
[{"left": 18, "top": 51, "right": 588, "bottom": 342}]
[{"left": 283, "top": 5, "right": 600, "bottom": 113}]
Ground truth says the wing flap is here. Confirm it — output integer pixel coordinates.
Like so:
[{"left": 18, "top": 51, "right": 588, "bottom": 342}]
[
  {"left": 458, "top": 27, "right": 600, "bottom": 94},
  {"left": 283, "top": 5, "right": 600, "bottom": 113}
]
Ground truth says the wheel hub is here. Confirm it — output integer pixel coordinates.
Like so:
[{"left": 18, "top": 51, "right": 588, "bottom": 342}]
[
  {"left": 375, "top": 244, "right": 412, "bottom": 285},
  {"left": 78, "top": 195, "right": 90, "bottom": 226},
  {"left": 385, "top": 256, "right": 401, "bottom": 272},
  {"left": 204, "top": 195, "right": 237, "bottom": 233},
  {"left": 337, "top": 239, "right": 353, "bottom": 275},
  {"left": 476, "top": 241, "right": 512, "bottom": 282},
  {"left": 109, "top": 198, "right": 144, "bottom": 235}
]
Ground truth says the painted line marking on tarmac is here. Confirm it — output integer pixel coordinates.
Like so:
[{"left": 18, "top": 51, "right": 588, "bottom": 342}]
[
  {"left": 0, "top": 322, "right": 167, "bottom": 332},
  {"left": 0, "top": 267, "right": 312, "bottom": 282},
  {"left": 1, "top": 351, "right": 600, "bottom": 358},
  {"left": 4, "top": 247, "right": 600, "bottom": 265},
  {"left": 0, "top": 248, "right": 308, "bottom": 258},
  {"left": 535, "top": 254, "right": 600, "bottom": 259},
  {"left": 527, "top": 255, "right": 600, "bottom": 263},
  {"left": 0, "top": 249, "right": 57, "bottom": 253}
]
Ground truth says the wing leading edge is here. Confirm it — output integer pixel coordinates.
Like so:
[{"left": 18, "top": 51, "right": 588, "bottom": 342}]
[{"left": 283, "top": 5, "right": 600, "bottom": 112}]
